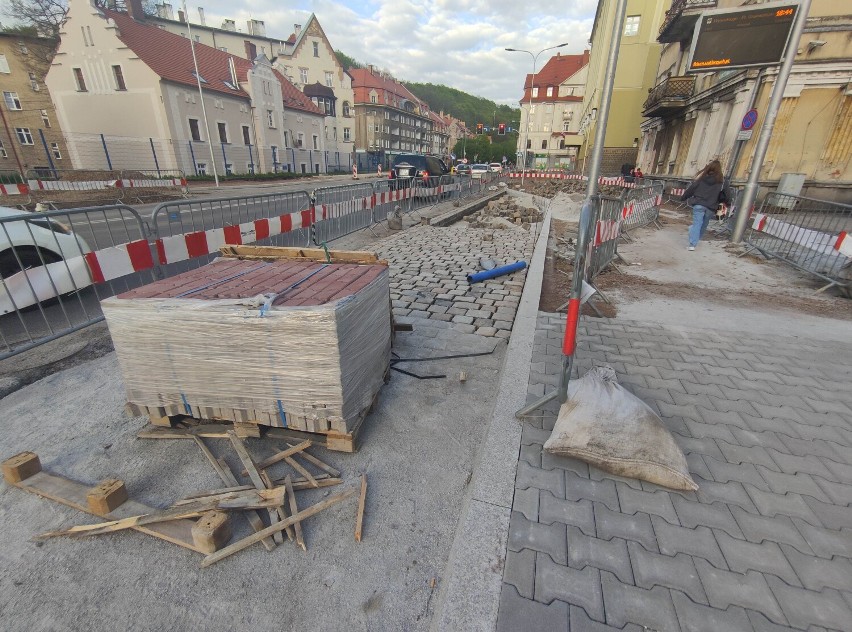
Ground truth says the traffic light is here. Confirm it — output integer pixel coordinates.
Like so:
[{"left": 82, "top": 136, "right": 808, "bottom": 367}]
[
  {"left": 476, "top": 123, "right": 483, "bottom": 134},
  {"left": 498, "top": 123, "right": 506, "bottom": 135}
]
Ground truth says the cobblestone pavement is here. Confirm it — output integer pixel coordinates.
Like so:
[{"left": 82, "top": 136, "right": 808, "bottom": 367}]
[
  {"left": 499, "top": 312, "right": 852, "bottom": 632},
  {"left": 376, "top": 225, "right": 535, "bottom": 338}
]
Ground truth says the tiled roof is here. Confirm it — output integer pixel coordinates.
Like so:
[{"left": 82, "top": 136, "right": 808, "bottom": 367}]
[
  {"left": 521, "top": 50, "right": 589, "bottom": 104},
  {"left": 349, "top": 68, "right": 425, "bottom": 111},
  {"left": 102, "top": 9, "right": 321, "bottom": 114}
]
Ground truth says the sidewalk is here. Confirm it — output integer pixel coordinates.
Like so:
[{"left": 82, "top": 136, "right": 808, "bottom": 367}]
[{"left": 498, "top": 312, "right": 852, "bottom": 631}]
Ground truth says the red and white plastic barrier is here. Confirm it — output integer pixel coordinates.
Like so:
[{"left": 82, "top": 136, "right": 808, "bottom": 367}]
[
  {"left": 752, "top": 214, "right": 852, "bottom": 259},
  {"left": 0, "top": 183, "right": 29, "bottom": 196},
  {"left": 28, "top": 177, "right": 186, "bottom": 192}
]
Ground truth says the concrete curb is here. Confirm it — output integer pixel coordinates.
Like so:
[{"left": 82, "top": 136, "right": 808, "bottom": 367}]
[{"left": 431, "top": 209, "right": 552, "bottom": 631}]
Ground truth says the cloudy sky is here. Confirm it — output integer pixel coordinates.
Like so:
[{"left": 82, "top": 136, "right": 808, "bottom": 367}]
[{"left": 176, "top": 0, "right": 599, "bottom": 105}]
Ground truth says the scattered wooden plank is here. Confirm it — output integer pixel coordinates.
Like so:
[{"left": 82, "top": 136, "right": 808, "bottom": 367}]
[
  {"left": 261, "top": 470, "right": 293, "bottom": 542},
  {"left": 287, "top": 444, "right": 341, "bottom": 477},
  {"left": 219, "top": 244, "right": 386, "bottom": 265},
  {"left": 284, "top": 456, "right": 319, "bottom": 488},
  {"left": 284, "top": 475, "right": 306, "bottom": 551},
  {"left": 227, "top": 432, "right": 284, "bottom": 545},
  {"left": 215, "top": 458, "right": 275, "bottom": 552},
  {"left": 200, "top": 487, "right": 358, "bottom": 567},
  {"left": 180, "top": 485, "right": 254, "bottom": 501},
  {"left": 11, "top": 468, "right": 203, "bottom": 552},
  {"left": 172, "top": 487, "right": 286, "bottom": 507},
  {"left": 240, "top": 441, "right": 312, "bottom": 476},
  {"left": 355, "top": 473, "right": 368, "bottom": 542},
  {"left": 192, "top": 436, "right": 231, "bottom": 482},
  {"left": 275, "top": 475, "right": 343, "bottom": 491}
]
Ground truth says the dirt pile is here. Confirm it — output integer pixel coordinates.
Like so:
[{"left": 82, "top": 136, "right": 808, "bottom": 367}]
[{"left": 463, "top": 198, "right": 543, "bottom": 230}]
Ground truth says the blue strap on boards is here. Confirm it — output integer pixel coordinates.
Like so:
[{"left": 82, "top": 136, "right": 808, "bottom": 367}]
[
  {"left": 180, "top": 393, "right": 192, "bottom": 415},
  {"left": 277, "top": 400, "right": 288, "bottom": 427}
]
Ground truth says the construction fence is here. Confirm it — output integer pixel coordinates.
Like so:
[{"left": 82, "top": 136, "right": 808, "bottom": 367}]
[{"left": 0, "top": 172, "right": 505, "bottom": 359}]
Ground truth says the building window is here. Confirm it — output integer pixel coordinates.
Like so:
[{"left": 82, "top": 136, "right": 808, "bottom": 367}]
[
  {"left": 299, "top": 68, "right": 308, "bottom": 84},
  {"left": 242, "top": 125, "right": 251, "bottom": 145},
  {"left": 28, "top": 72, "right": 39, "bottom": 91},
  {"left": 112, "top": 65, "right": 126, "bottom": 90},
  {"left": 16, "top": 127, "right": 34, "bottom": 145},
  {"left": 526, "top": 139, "right": 531, "bottom": 149},
  {"left": 51, "top": 142, "right": 62, "bottom": 159},
  {"left": 73, "top": 68, "right": 87, "bottom": 91},
  {"left": 3, "top": 92, "right": 21, "bottom": 110},
  {"left": 370, "top": 94, "right": 377, "bottom": 104},
  {"left": 0, "top": 139, "right": 7, "bottom": 158},
  {"left": 532, "top": 87, "right": 538, "bottom": 98},
  {"left": 217, "top": 122, "right": 228, "bottom": 143},
  {"left": 196, "top": 162, "right": 207, "bottom": 175},
  {"left": 546, "top": 86, "right": 553, "bottom": 97},
  {"left": 271, "top": 145, "right": 278, "bottom": 165},
  {"left": 41, "top": 110, "right": 51, "bottom": 127},
  {"left": 0, "top": 54, "right": 9, "bottom": 74},
  {"left": 225, "top": 163, "right": 233, "bottom": 175},
  {"left": 312, "top": 135, "right": 319, "bottom": 149},
  {"left": 563, "top": 121, "right": 571, "bottom": 132},
  {"left": 541, "top": 140, "right": 547, "bottom": 150},
  {"left": 297, "top": 132, "right": 304, "bottom": 148},
  {"left": 313, "top": 41, "right": 319, "bottom": 57},
  {"left": 325, "top": 71, "right": 333, "bottom": 87},
  {"left": 188, "top": 118, "right": 202, "bottom": 141},
  {"left": 267, "top": 109, "right": 275, "bottom": 128},
  {"left": 624, "top": 15, "right": 640, "bottom": 36},
  {"left": 342, "top": 101, "right": 351, "bottom": 117},
  {"left": 283, "top": 131, "right": 289, "bottom": 147}
]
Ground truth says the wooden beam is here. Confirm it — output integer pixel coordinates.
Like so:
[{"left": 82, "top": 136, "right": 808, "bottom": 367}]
[
  {"left": 284, "top": 475, "right": 306, "bottom": 551},
  {"left": 240, "top": 440, "right": 311, "bottom": 476},
  {"left": 355, "top": 473, "right": 367, "bottom": 542},
  {"left": 227, "top": 431, "right": 284, "bottom": 545},
  {"left": 287, "top": 444, "right": 341, "bottom": 477},
  {"left": 200, "top": 487, "right": 357, "bottom": 567},
  {"left": 215, "top": 458, "right": 275, "bottom": 552},
  {"left": 219, "top": 245, "right": 385, "bottom": 265}
]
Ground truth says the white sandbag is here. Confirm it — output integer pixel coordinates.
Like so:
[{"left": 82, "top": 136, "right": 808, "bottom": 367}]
[{"left": 544, "top": 366, "right": 698, "bottom": 491}]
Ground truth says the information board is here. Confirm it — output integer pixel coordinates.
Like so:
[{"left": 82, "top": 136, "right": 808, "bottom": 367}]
[{"left": 687, "top": 2, "right": 799, "bottom": 73}]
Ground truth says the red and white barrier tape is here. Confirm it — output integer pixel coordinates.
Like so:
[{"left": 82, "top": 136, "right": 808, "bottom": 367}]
[
  {"left": 0, "top": 183, "right": 29, "bottom": 196},
  {"left": 752, "top": 214, "right": 852, "bottom": 259}
]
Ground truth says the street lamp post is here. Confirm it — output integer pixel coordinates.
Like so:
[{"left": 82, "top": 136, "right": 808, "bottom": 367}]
[{"left": 506, "top": 43, "right": 569, "bottom": 186}]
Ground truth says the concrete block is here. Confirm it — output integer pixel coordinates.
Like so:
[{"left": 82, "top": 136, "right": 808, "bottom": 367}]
[
  {"left": 714, "top": 530, "right": 800, "bottom": 586},
  {"left": 766, "top": 576, "right": 852, "bottom": 630},
  {"left": 729, "top": 506, "right": 813, "bottom": 555},
  {"left": 566, "top": 526, "right": 633, "bottom": 584},
  {"left": 671, "top": 496, "right": 743, "bottom": 539},
  {"left": 535, "top": 553, "right": 604, "bottom": 622},
  {"left": 496, "top": 585, "right": 568, "bottom": 632},
  {"left": 671, "top": 591, "right": 751, "bottom": 632},
  {"left": 693, "top": 558, "right": 786, "bottom": 624},
  {"left": 627, "top": 541, "right": 707, "bottom": 604},
  {"left": 503, "top": 547, "right": 536, "bottom": 599},
  {"left": 599, "top": 571, "right": 679, "bottom": 632},
  {"left": 801, "top": 495, "right": 852, "bottom": 531},
  {"left": 508, "top": 511, "right": 567, "bottom": 564},
  {"left": 512, "top": 487, "right": 540, "bottom": 522},
  {"left": 594, "top": 504, "right": 658, "bottom": 553},
  {"left": 651, "top": 517, "right": 727, "bottom": 568},
  {"left": 539, "top": 492, "right": 595, "bottom": 537},
  {"left": 703, "top": 457, "right": 770, "bottom": 490},
  {"left": 616, "top": 483, "right": 679, "bottom": 525}
]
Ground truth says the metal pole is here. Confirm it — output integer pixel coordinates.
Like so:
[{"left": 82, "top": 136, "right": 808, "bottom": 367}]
[
  {"left": 100, "top": 133, "right": 113, "bottom": 170},
  {"left": 188, "top": 140, "right": 197, "bottom": 175},
  {"left": 149, "top": 137, "right": 162, "bottom": 177},
  {"left": 731, "top": 0, "right": 810, "bottom": 242},
  {"left": 38, "top": 128, "right": 56, "bottom": 176},
  {"left": 515, "top": 0, "right": 628, "bottom": 417},
  {"left": 726, "top": 69, "right": 764, "bottom": 182},
  {"left": 183, "top": 0, "right": 219, "bottom": 187}
]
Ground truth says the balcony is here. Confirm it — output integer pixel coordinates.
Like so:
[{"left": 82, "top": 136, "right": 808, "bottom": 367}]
[
  {"left": 658, "top": 0, "right": 717, "bottom": 43},
  {"left": 643, "top": 75, "right": 696, "bottom": 117}
]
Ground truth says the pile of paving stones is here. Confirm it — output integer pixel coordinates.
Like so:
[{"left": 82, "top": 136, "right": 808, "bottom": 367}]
[
  {"left": 510, "top": 180, "right": 626, "bottom": 199},
  {"left": 377, "top": 225, "right": 534, "bottom": 338},
  {"left": 463, "top": 199, "right": 544, "bottom": 231}
]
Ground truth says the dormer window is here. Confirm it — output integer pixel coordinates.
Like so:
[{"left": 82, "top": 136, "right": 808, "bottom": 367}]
[{"left": 191, "top": 71, "right": 208, "bottom": 84}]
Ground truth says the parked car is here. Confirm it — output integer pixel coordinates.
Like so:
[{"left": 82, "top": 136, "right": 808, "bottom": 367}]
[
  {"left": 489, "top": 163, "right": 503, "bottom": 173},
  {"left": 0, "top": 206, "right": 93, "bottom": 314},
  {"left": 389, "top": 154, "right": 449, "bottom": 189},
  {"left": 470, "top": 164, "right": 489, "bottom": 180},
  {"left": 455, "top": 163, "right": 472, "bottom": 176}
]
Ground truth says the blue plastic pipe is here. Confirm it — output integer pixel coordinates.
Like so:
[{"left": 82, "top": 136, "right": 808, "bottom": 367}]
[{"left": 467, "top": 260, "right": 527, "bottom": 284}]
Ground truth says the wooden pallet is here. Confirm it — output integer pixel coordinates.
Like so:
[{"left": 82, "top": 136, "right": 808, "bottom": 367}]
[{"left": 132, "top": 387, "right": 380, "bottom": 453}]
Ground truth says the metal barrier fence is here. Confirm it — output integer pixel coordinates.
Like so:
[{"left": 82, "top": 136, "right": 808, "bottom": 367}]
[
  {"left": 0, "top": 204, "right": 155, "bottom": 359},
  {"left": 744, "top": 192, "right": 852, "bottom": 295},
  {"left": 313, "top": 182, "right": 376, "bottom": 243},
  {"left": 621, "top": 181, "right": 665, "bottom": 235},
  {"left": 585, "top": 195, "right": 625, "bottom": 283}
]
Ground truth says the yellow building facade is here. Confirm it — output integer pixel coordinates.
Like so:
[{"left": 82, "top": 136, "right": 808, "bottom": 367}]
[{"left": 578, "top": 0, "right": 669, "bottom": 174}]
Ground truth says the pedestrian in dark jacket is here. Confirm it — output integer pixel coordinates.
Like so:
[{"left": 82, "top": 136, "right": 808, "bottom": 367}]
[{"left": 681, "top": 160, "right": 730, "bottom": 250}]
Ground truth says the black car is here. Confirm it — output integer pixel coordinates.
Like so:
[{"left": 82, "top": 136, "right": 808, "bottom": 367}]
[
  {"left": 389, "top": 154, "right": 449, "bottom": 188},
  {"left": 455, "top": 163, "right": 472, "bottom": 176}
]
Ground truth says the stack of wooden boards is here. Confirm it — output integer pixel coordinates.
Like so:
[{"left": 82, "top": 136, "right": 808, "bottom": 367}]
[
  {"left": 2, "top": 435, "right": 368, "bottom": 567},
  {"left": 102, "top": 246, "right": 391, "bottom": 448}
]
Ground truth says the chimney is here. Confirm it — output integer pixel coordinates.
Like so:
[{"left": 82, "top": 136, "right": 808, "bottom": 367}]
[
  {"left": 127, "top": 0, "right": 146, "bottom": 20},
  {"left": 221, "top": 19, "right": 236, "bottom": 31},
  {"left": 177, "top": 9, "right": 186, "bottom": 23},
  {"left": 197, "top": 7, "right": 206, "bottom": 26},
  {"left": 367, "top": 64, "right": 375, "bottom": 74},
  {"left": 294, "top": 24, "right": 302, "bottom": 37},
  {"left": 156, "top": 3, "right": 174, "bottom": 20}
]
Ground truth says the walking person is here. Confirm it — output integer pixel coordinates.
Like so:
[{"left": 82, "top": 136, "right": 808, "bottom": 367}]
[{"left": 681, "top": 160, "right": 730, "bottom": 251}]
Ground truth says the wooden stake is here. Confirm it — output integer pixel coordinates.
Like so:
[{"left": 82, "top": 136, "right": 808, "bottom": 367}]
[
  {"left": 284, "top": 475, "right": 306, "bottom": 551},
  {"left": 215, "top": 458, "right": 275, "bottom": 552},
  {"left": 355, "top": 473, "right": 368, "bottom": 542},
  {"left": 286, "top": 443, "right": 340, "bottom": 477},
  {"left": 227, "top": 431, "right": 285, "bottom": 545},
  {"left": 240, "top": 440, "right": 311, "bottom": 476},
  {"left": 284, "top": 456, "right": 319, "bottom": 488},
  {"left": 200, "top": 487, "right": 357, "bottom": 567}
]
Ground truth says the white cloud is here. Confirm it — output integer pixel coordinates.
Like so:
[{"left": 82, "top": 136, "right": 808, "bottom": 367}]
[{"left": 169, "top": 0, "right": 596, "bottom": 104}]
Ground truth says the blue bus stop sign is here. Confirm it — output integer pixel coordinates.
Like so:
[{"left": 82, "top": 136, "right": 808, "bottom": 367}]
[{"left": 741, "top": 109, "right": 758, "bottom": 131}]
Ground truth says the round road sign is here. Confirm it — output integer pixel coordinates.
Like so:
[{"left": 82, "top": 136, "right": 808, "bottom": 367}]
[{"left": 741, "top": 109, "right": 758, "bottom": 131}]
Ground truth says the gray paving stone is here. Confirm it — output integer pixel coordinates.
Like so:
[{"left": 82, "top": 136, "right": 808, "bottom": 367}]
[
  {"left": 504, "top": 547, "right": 537, "bottom": 599},
  {"left": 522, "top": 424, "right": 554, "bottom": 446},
  {"left": 693, "top": 558, "right": 787, "bottom": 625},
  {"left": 564, "top": 471, "right": 619, "bottom": 512},
  {"left": 802, "top": 495, "right": 852, "bottom": 531},
  {"left": 516, "top": 460, "right": 565, "bottom": 498},
  {"left": 790, "top": 517, "right": 852, "bottom": 559},
  {"left": 671, "top": 436, "right": 725, "bottom": 461},
  {"left": 717, "top": 442, "right": 780, "bottom": 472},
  {"left": 656, "top": 400, "right": 703, "bottom": 423},
  {"left": 519, "top": 442, "right": 542, "bottom": 468},
  {"left": 692, "top": 476, "right": 758, "bottom": 512},
  {"left": 730, "top": 506, "right": 813, "bottom": 555},
  {"left": 616, "top": 483, "right": 679, "bottom": 525},
  {"left": 730, "top": 427, "right": 791, "bottom": 454},
  {"left": 813, "top": 476, "right": 852, "bottom": 506},
  {"left": 671, "top": 590, "right": 752, "bottom": 632},
  {"left": 566, "top": 526, "right": 633, "bottom": 584},
  {"left": 685, "top": 453, "right": 714, "bottom": 482},
  {"left": 781, "top": 434, "right": 851, "bottom": 463},
  {"left": 509, "top": 512, "right": 568, "bottom": 564},
  {"left": 496, "top": 584, "right": 569, "bottom": 632},
  {"left": 671, "top": 497, "right": 743, "bottom": 539},
  {"left": 627, "top": 541, "right": 707, "bottom": 604},
  {"left": 513, "top": 487, "right": 540, "bottom": 522},
  {"left": 599, "top": 571, "right": 679, "bottom": 632},
  {"left": 765, "top": 576, "right": 852, "bottom": 631},
  {"left": 704, "top": 457, "right": 770, "bottom": 490},
  {"left": 588, "top": 466, "right": 642, "bottom": 490},
  {"left": 713, "top": 529, "right": 801, "bottom": 586},
  {"left": 745, "top": 486, "right": 824, "bottom": 525},
  {"left": 539, "top": 492, "right": 596, "bottom": 537},
  {"left": 541, "top": 452, "right": 590, "bottom": 478},
  {"left": 757, "top": 466, "right": 832, "bottom": 502},
  {"left": 779, "top": 543, "right": 852, "bottom": 593},
  {"left": 766, "top": 449, "right": 836, "bottom": 480},
  {"left": 569, "top": 606, "right": 645, "bottom": 631},
  {"left": 684, "top": 419, "right": 739, "bottom": 443},
  {"left": 535, "top": 552, "right": 605, "bottom": 621},
  {"left": 594, "top": 503, "right": 659, "bottom": 553},
  {"left": 651, "top": 517, "right": 728, "bottom": 568}
]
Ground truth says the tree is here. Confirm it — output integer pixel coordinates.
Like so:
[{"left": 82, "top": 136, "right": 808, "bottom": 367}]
[
  {"left": 335, "top": 50, "right": 364, "bottom": 71},
  {"left": 4, "top": 0, "right": 68, "bottom": 38}
]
